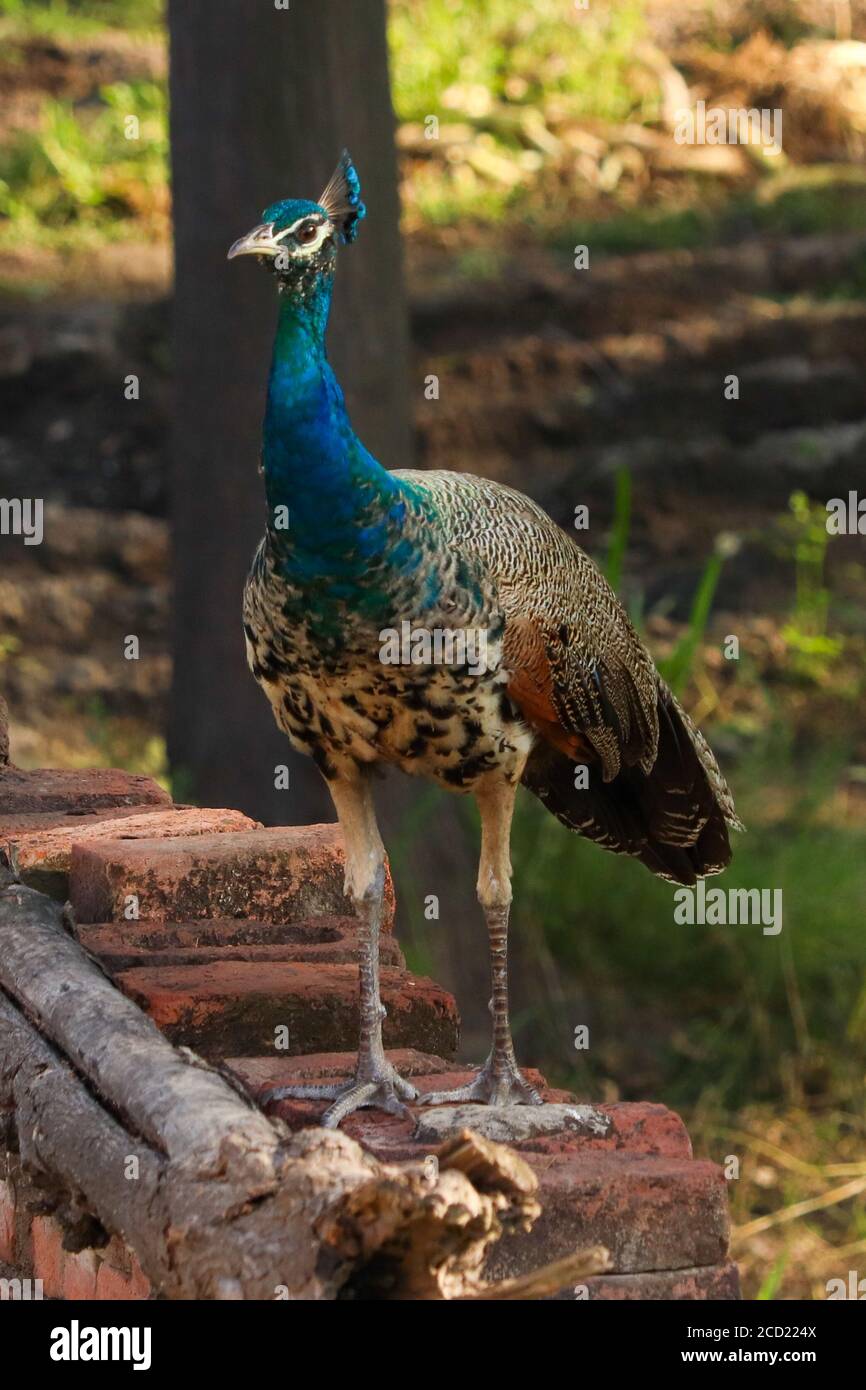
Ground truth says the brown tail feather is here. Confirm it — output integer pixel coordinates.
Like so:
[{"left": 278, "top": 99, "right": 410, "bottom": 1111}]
[{"left": 522, "top": 684, "right": 739, "bottom": 885}]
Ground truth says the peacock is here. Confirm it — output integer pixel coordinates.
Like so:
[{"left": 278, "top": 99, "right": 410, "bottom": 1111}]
[{"left": 228, "top": 152, "right": 742, "bottom": 1129}]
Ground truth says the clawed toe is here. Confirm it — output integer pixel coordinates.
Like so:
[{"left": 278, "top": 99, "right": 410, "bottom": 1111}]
[
  {"left": 321, "top": 1076, "right": 415, "bottom": 1128},
  {"left": 421, "top": 1061, "right": 543, "bottom": 1108},
  {"left": 260, "top": 1067, "right": 418, "bottom": 1128}
]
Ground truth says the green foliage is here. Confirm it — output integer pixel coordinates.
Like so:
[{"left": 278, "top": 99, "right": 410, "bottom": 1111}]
[
  {"left": 0, "top": 0, "right": 163, "bottom": 38},
  {"left": 390, "top": 0, "right": 652, "bottom": 128},
  {"left": 756, "top": 1252, "right": 789, "bottom": 1301},
  {"left": 750, "top": 169, "right": 866, "bottom": 237},
  {"left": 602, "top": 465, "right": 729, "bottom": 694},
  {"left": 657, "top": 547, "right": 726, "bottom": 695},
  {"left": 509, "top": 732, "right": 866, "bottom": 1109},
  {"left": 773, "top": 491, "right": 843, "bottom": 683},
  {"left": 603, "top": 466, "right": 631, "bottom": 595},
  {"left": 82, "top": 697, "right": 169, "bottom": 788},
  {"left": 0, "top": 81, "right": 167, "bottom": 243}
]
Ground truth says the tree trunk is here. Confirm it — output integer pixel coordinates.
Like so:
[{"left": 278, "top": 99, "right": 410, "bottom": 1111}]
[{"left": 167, "top": 0, "right": 412, "bottom": 824}]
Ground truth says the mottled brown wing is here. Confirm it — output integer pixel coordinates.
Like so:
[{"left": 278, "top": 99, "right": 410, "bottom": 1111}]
[
  {"left": 396, "top": 469, "right": 741, "bottom": 883},
  {"left": 397, "top": 468, "right": 661, "bottom": 781}
]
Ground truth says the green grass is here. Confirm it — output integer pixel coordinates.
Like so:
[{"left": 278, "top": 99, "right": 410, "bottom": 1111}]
[
  {"left": 0, "top": 81, "right": 167, "bottom": 248},
  {"left": 392, "top": 477, "right": 864, "bottom": 1114},
  {"left": 389, "top": 0, "right": 652, "bottom": 128},
  {"left": 391, "top": 722, "right": 866, "bottom": 1115},
  {"left": 511, "top": 733, "right": 865, "bottom": 1106},
  {"left": 0, "top": 0, "right": 163, "bottom": 39},
  {"left": 541, "top": 171, "right": 866, "bottom": 259}
]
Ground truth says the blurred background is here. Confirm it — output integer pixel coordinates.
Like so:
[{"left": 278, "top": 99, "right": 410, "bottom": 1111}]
[{"left": 1, "top": 0, "right": 865, "bottom": 1299}]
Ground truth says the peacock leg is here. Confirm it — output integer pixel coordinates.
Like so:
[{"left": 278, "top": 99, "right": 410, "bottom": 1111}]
[
  {"left": 261, "top": 767, "right": 417, "bottom": 1128},
  {"left": 422, "top": 777, "right": 543, "bottom": 1108}
]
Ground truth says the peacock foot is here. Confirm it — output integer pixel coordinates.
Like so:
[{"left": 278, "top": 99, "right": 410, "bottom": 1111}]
[
  {"left": 420, "top": 1056, "right": 544, "bottom": 1108},
  {"left": 261, "top": 1062, "right": 418, "bottom": 1129}
]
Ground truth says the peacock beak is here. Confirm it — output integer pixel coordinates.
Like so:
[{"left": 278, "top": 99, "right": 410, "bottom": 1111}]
[{"left": 227, "top": 222, "right": 281, "bottom": 260}]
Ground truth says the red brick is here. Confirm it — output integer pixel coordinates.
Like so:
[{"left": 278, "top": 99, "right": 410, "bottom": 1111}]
[
  {"left": 31, "top": 1216, "right": 65, "bottom": 1299},
  {"left": 0, "top": 1179, "right": 15, "bottom": 1264},
  {"left": 0, "top": 805, "right": 170, "bottom": 838},
  {"left": 228, "top": 1049, "right": 455, "bottom": 1092},
  {"left": 62, "top": 1248, "right": 99, "bottom": 1300},
  {"left": 0, "top": 767, "right": 170, "bottom": 816},
  {"left": 95, "top": 1255, "right": 151, "bottom": 1300},
  {"left": 566, "top": 1262, "right": 741, "bottom": 1301},
  {"left": 69, "top": 824, "right": 395, "bottom": 927},
  {"left": 75, "top": 916, "right": 404, "bottom": 971},
  {"left": 484, "top": 1150, "right": 730, "bottom": 1280},
  {"left": 7, "top": 806, "right": 259, "bottom": 876},
  {"left": 241, "top": 1055, "right": 729, "bottom": 1284},
  {"left": 255, "top": 1063, "right": 693, "bottom": 1165},
  {"left": 116, "top": 961, "right": 458, "bottom": 1059}
]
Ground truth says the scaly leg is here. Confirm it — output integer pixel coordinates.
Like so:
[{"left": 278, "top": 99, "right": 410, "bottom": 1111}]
[
  {"left": 422, "top": 777, "right": 543, "bottom": 1107},
  {"left": 261, "top": 766, "right": 417, "bottom": 1127}
]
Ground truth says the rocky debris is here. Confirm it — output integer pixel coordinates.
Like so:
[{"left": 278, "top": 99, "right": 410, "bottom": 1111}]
[{"left": 413, "top": 1102, "right": 611, "bottom": 1144}]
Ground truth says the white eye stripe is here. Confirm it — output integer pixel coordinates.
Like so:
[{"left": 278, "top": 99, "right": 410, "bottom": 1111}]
[{"left": 275, "top": 216, "right": 331, "bottom": 255}]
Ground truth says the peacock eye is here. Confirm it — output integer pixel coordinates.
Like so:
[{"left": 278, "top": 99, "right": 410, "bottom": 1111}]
[{"left": 296, "top": 220, "right": 319, "bottom": 245}]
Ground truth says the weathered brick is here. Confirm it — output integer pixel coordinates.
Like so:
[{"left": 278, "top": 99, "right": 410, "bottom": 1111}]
[
  {"left": 253, "top": 1063, "right": 694, "bottom": 1165},
  {"left": 242, "top": 1056, "right": 731, "bottom": 1285},
  {"left": 563, "top": 1262, "right": 741, "bottom": 1301},
  {"left": 0, "top": 805, "right": 166, "bottom": 838},
  {"left": 31, "top": 1215, "right": 65, "bottom": 1299},
  {"left": 0, "top": 767, "right": 170, "bottom": 816},
  {"left": 117, "top": 961, "right": 458, "bottom": 1059},
  {"left": 4, "top": 806, "right": 259, "bottom": 898},
  {"left": 75, "top": 916, "right": 404, "bottom": 971},
  {"left": 6, "top": 806, "right": 259, "bottom": 874},
  {"left": 484, "top": 1150, "right": 730, "bottom": 1280},
  {"left": 0, "top": 1178, "right": 15, "bottom": 1264},
  {"left": 69, "top": 824, "right": 395, "bottom": 926},
  {"left": 61, "top": 1247, "right": 99, "bottom": 1301},
  {"left": 229, "top": 1049, "right": 455, "bottom": 1094},
  {"left": 94, "top": 1254, "right": 151, "bottom": 1301}
]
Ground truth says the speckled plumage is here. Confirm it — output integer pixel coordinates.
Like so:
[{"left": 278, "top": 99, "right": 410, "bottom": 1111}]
[
  {"left": 245, "top": 460, "right": 740, "bottom": 883},
  {"left": 231, "top": 154, "right": 740, "bottom": 1125}
]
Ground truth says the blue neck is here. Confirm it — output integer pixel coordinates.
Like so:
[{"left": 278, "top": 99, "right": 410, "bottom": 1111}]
[{"left": 262, "top": 281, "right": 402, "bottom": 558}]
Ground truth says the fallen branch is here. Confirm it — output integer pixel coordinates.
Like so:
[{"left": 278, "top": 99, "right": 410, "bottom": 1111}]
[{"left": 0, "top": 880, "right": 596, "bottom": 1299}]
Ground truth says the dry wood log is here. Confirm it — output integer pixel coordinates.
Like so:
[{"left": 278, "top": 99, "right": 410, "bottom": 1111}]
[{"left": 0, "top": 881, "right": 600, "bottom": 1299}]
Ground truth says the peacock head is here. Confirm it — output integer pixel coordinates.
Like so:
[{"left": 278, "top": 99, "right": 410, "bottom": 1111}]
[{"left": 227, "top": 151, "right": 365, "bottom": 296}]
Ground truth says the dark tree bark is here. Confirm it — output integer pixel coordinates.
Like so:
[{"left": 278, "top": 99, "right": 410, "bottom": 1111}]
[{"left": 167, "top": 0, "right": 412, "bottom": 823}]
